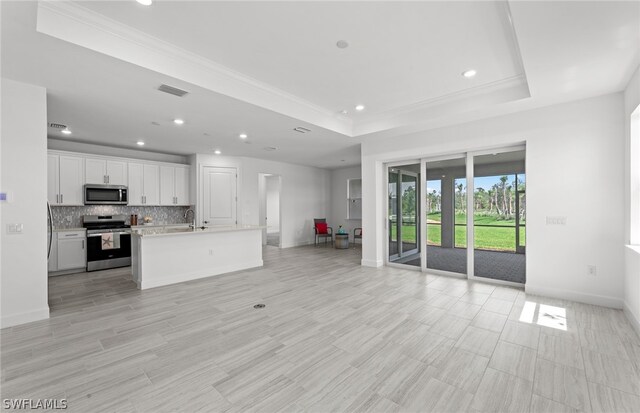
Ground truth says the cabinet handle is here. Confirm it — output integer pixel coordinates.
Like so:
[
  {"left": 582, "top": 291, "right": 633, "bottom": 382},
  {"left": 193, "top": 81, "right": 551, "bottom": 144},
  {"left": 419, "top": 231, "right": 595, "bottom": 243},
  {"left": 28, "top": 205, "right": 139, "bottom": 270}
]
[
  {"left": 104, "top": 175, "right": 107, "bottom": 184},
  {"left": 60, "top": 194, "right": 63, "bottom": 203},
  {"left": 107, "top": 176, "right": 110, "bottom": 184},
  {"left": 56, "top": 194, "right": 59, "bottom": 203},
  {"left": 82, "top": 240, "right": 85, "bottom": 249}
]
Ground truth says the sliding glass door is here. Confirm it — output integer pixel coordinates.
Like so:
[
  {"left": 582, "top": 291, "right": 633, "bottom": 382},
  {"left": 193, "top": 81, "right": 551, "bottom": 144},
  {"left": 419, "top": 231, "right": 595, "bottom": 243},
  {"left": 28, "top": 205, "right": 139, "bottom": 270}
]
[
  {"left": 388, "top": 163, "right": 420, "bottom": 267},
  {"left": 472, "top": 150, "right": 526, "bottom": 284},
  {"left": 386, "top": 147, "right": 526, "bottom": 285},
  {"left": 425, "top": 157, "right": 467, "bottom": 274}
]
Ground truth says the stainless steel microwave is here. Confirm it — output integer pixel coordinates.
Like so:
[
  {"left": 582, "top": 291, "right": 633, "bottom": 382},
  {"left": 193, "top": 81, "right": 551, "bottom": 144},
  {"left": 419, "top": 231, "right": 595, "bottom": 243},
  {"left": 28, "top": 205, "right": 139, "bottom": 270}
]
[{"left": 84, "top": 184, "right": 128, "bottom": 205}]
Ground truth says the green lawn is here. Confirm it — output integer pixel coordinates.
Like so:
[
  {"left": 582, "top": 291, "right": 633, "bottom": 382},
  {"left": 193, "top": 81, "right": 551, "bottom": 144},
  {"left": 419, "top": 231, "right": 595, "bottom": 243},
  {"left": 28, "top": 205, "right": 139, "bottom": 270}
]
[{"left": 391, "top": 212, "right": 525, "bottom": 252}]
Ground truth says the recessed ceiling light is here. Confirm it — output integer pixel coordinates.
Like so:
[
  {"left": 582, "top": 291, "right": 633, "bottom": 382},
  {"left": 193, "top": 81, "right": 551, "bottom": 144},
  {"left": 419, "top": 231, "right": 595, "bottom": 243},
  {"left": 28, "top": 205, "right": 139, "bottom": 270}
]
[
  {"left": 239, "top": 133, "right": 248, "bottom": 139},
  {"left": 336, "top": 40, "right": 349, "bottom": 49},
  {"left": 355, "top": 105, "right": 365, "bottom": 111},
  {"left": 462, "top": 69, "right": 477, "bottom": 78},
  {"left": 136, "top": 141, "right": 145, "bottom": 146},
  {"left": 214, "top": 150, "right": 221, "bottom": 155},
  {"left": 61, "top": 129, "right": 72, "bottom": 135},
  {"left": 136, "top": 0, "right": 153, "bottom": 5},
  {"left": 173, "top": 119, "right": 184, "bottom": 125}
]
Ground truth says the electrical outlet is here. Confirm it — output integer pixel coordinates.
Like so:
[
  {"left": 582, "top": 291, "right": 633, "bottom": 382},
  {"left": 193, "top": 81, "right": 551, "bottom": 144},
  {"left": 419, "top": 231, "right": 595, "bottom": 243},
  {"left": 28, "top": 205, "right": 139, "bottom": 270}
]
[
  {"left": 6, "top": 223, "right": 23, "bottom": 234},
  {"left": 208, "top": 249, "right": 214, "bottom": 256},
  {"left": 587, "top": 265, "right": 597, "bottom": 276}
]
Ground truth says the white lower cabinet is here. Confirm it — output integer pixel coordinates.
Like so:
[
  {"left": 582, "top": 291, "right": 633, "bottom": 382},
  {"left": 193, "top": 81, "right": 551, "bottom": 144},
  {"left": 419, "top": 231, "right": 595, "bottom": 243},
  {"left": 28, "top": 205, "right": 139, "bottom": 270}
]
[{"left": 50, "top": 231, "right": 86, "bottom": 272}]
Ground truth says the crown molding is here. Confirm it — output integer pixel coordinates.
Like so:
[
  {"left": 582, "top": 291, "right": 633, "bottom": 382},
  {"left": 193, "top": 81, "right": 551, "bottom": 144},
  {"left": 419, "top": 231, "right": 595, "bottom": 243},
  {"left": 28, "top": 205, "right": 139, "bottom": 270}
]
[
  {"left": 353, "top": 74, "right": 530, "bottom": 136},
  {"left": 36, "top": 0, "right": 354, "bottom": 136}
]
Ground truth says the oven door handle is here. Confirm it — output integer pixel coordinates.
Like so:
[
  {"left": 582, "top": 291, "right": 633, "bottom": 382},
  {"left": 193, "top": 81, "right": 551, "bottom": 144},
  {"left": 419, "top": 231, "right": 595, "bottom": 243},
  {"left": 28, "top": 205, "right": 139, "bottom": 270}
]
[{"left": 87, "top": 232, "right": 131, "bottom": 237}]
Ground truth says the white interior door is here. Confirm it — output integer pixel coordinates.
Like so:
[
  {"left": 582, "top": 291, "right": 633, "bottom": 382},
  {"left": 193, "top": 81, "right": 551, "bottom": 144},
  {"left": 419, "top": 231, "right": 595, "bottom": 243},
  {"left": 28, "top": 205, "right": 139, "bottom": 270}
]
[{"left": 202, "top": 166, "right": 237, "bottom": 226}]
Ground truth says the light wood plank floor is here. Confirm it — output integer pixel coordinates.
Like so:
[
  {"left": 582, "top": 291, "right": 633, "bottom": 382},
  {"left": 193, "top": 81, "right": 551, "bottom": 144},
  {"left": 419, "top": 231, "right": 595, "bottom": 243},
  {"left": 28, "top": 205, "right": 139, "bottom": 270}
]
[{"left": 2, "top": 245, "right": 639, "bottom": 412}]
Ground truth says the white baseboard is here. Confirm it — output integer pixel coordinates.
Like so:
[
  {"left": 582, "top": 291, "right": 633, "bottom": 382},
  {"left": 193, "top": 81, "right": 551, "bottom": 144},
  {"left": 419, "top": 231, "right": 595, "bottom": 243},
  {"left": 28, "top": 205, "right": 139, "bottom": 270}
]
[
  {"left": 140, "top": 260, "right": 264, "bottom": 290},
  {"left": 623, "top": 301, "right": 640, "bottom": 337},
  {"left": 361, "top": 258, "right": 383, "bottom": 268},
  {"left": 280, "top": 240, "right": 315, "bottom": 249},
  {"left": 525, "top": 285, "right": 623, "bottom": 309},
  {"left": 1, "top": 307, "right": 50, "bottom": 329}
]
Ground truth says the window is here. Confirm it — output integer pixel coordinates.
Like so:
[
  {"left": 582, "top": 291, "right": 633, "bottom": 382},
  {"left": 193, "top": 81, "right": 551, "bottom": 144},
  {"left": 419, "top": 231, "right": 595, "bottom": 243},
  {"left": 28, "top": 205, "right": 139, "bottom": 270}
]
[{"left": 347, "top": 178, "right": 362, "bottom": 220}]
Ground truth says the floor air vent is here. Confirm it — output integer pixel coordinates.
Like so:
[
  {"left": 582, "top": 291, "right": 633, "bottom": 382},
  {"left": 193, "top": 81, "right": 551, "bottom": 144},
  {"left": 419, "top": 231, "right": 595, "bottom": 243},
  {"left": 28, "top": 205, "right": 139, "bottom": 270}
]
[{"left": 49, "top": 122, "right": 67, "bottom": 129}]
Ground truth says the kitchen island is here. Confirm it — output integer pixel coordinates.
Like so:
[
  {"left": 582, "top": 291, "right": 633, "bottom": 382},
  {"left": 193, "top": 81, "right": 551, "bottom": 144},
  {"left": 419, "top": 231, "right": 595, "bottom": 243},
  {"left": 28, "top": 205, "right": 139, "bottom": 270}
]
[{"left": 131, "top": 225, "right": 264, "bottom": 290}]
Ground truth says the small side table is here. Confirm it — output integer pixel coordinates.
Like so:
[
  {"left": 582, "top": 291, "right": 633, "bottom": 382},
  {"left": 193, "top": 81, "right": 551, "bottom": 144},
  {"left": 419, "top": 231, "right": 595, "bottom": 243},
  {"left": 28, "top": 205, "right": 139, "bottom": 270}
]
[{"left": 335, "top": 233, "right": 349, "bottom": 249}]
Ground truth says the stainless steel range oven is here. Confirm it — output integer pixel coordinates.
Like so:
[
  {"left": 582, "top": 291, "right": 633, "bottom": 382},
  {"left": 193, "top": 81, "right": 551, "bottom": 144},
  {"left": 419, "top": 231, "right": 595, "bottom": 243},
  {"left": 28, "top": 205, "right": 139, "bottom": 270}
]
[{"left": 83, "top": 215, "right": 131, "bottom": 272}]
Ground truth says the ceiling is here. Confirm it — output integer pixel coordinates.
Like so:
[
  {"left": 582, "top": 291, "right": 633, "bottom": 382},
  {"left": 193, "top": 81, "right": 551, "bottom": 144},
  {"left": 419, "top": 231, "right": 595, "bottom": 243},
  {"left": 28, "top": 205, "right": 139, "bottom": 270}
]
[{"left": 1, "top": 1, "right": 638, "bottom": 169}]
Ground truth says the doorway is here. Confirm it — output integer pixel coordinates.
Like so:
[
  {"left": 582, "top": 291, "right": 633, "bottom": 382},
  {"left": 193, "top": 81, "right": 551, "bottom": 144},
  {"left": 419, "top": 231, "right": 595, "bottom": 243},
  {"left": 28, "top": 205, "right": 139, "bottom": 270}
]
[
  {"left": 471, "top": 150, "right": 526, "bottom": 284},
  {"left": 384, "top": 147, "right": 526, "bottom": 286},
  {"left": 387, "top": 163, "right": 420, "bottom": 267},
  {"left": 259, "top": 173, "right": 281, "bottom": 247}
]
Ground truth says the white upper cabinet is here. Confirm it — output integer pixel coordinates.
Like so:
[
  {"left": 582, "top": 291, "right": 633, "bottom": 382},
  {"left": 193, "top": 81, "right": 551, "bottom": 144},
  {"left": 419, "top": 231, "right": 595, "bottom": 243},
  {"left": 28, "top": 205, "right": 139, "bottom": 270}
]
[
  {"left": 160, "top": 165, "right": 190, "bottom": 206},
  {"left": 128, "top": 162, "right": 160, "bottom": 206},
  {"left": 128, "top": 162, "right": 145, "bottom": 206},
  {"left": 47, "top": 154, "right": 59, "bottom": 205},
  {"left": 58, "top": 156, "right": 85, "bottom": 205},
  {"left": 48, "top": 150, "right": 189, "bottom": 207},
  {"left": 174, "top": 166, "right": 190, "bottom": 205},
  {"left": 143, "top": 164, "right": 160, "bottom": 206},
  {"left": 85, "top": 158, "right": 128, "bottom": 185},
  {"left": 106, "top": 160, "right": 128, "bottom": 186},
  {"left": 159, "top": 165, "right": 175, "bottom": 206},
  {"left": 48, "top": 154, "right": 84, "bottom": 205}
]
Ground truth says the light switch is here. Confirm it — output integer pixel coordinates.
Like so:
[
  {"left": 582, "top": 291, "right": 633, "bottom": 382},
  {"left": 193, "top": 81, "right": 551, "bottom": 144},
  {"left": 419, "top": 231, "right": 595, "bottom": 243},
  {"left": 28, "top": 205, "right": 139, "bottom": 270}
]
[
  {"left": 6, "top": 223, "right": 23, "bottom": 234},
  {"left": 546, "top": 216, "right": 567, "bottom": 225}
]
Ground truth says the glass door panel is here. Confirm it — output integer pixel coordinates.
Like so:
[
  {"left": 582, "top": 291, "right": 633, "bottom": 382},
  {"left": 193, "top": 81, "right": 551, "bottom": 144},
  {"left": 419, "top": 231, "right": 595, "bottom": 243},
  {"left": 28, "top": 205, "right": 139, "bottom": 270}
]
[
  {"left": 473, "top": 150, "right": 526, "bottom": 283},
  {"left": 388, "top": 170, "right": 399, "bottom": 260},
  {"left": 425, "top": 158, "right": 466, "bottom": 274},
  {"left": 388, "top": 164, "right": 420, "bottom": 267},
  {"left": 401, "top": 172, "right": 419, "bottom": 257}
]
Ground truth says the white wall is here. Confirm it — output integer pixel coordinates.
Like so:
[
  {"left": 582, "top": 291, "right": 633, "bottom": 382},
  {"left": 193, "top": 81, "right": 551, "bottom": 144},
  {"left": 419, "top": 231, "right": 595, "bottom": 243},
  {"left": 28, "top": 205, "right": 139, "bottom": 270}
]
[
  {"left": 624, "top": 65, "right": 640, "bottom": 333},
  {"left": 1, "top": 79, "right": 49, "bottom": 327},
  {"left": 330, "top": 166, "right": 362, "bottom": 241},
  {"left": 241, "top": 157, "right": 330, "bottom": 248},
  {"left": 362, "top": 93, "right": 626, "bottom": 308},
  {"left": 265, "top": 175, "right": 280, "bottom": 234},
  {"left": 193, "top": 154, "right": 330, "bottom": 248}
]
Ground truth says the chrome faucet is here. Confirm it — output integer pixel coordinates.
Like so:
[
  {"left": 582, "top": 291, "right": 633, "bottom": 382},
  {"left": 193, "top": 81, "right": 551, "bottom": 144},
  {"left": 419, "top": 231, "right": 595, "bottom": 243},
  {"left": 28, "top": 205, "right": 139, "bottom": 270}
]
[{"left": 184, "top": 209, "right": 196, "bottom": 229}]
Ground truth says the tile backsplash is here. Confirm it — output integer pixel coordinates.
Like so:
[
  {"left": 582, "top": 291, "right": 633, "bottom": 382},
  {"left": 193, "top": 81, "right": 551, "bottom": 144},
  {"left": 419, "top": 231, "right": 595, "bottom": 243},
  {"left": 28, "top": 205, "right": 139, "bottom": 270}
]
[{"left": 51, "top": 205, "right": 192, "bottom": 228}]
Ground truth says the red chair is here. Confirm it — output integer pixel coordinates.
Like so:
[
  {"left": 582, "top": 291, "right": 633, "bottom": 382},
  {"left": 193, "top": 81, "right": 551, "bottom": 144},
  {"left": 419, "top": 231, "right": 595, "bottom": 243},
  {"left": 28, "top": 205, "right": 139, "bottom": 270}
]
[{"left": 314, "top": 218, "right": 333, "bottom": 246}]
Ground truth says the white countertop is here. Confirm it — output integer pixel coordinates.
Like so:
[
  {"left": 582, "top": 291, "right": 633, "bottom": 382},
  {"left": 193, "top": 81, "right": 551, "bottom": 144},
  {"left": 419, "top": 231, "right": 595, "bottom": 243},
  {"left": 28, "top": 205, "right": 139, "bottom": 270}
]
[
  {"left": 131, "top": 225, "right": 265, "bottom": 238},
  {"left": 130, "top": 223, "right": 191, "bottom": 229}
]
